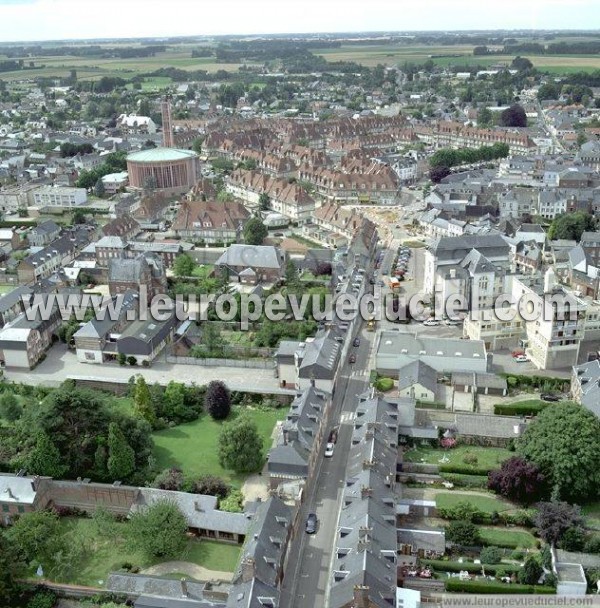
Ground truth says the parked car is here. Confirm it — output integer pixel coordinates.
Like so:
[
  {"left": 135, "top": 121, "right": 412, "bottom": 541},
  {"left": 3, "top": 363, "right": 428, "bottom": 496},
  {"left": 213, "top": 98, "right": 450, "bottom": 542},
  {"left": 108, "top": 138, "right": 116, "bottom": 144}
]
[
  {"left": 423, "top": 319, "right": 440, "bottom": 326},
  {"left": 328, "top": 428, "right": 339, "bottom": 443},
  {"left": 353, "top": 337, "right": 360, "bottom": 347},
  {"left": 305, "top": 513, "right": 318, "bottom": 534},
  {"left": 348, "top": 353, "right": 356, "bottom": 364},
  {"left": 324, "top": 443, "right": 335, "bottom": 457},
  {"left": 541, "top": 393, "right": 560, "bottom": 402},
  {"left": 444, "top": 318, "right": 461, "bottom": 326},
  {"left": 514, "top": 355, "right": 529, "bottom": 363}
]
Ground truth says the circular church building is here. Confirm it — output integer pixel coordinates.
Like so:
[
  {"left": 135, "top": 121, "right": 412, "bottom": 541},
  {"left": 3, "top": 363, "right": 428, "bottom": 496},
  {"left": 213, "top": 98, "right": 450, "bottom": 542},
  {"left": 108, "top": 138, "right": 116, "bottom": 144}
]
[{"left": 127, "top": 147, "right": 199, "bottom": 196}]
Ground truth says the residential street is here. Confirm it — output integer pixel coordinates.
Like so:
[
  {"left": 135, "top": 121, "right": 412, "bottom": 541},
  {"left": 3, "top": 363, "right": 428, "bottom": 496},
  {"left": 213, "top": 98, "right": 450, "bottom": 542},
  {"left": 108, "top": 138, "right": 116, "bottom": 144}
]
[{"left": 280, "top": 323, "right": 375, "bottom": 608}]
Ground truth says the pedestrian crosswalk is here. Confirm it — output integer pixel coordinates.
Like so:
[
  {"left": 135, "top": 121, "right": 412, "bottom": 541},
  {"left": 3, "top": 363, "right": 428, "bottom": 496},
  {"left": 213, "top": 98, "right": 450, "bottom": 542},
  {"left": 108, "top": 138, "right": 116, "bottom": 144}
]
[{"left": 340, "top": 412, "right": 356, "bottom": 424}]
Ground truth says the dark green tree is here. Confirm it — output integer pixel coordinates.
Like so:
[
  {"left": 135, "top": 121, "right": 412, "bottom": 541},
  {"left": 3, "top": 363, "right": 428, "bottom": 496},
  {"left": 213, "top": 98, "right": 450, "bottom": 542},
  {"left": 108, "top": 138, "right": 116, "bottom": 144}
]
[
  {"left": 0, "top": 533, "right": 24, "bottom": 606},
  {"left": 5, "top": 510, "right": 63, "bottom": 566},
  {"left": 243, "top": 217, "right": 268, "bottom": 246},
  {"left": 445, "top": 520, "right": 481, "bottom": 546},
  {"left": 218, "top": 416, "right": 264, "bottom": 473},
  {"left": 26, "top": 431, "right": 67, "bottom": 478},
  {"left": 0, "top": 393, "right": 22, "bottom": 422},
  {"left": 259, "top": 192, "right": 271, "bottom": 211},
  {"left": 94, "top": 178, "right": 105, "bottom": 198},
  {"left": 548, "top": 212, "right": 595, "bottom": 241},
  {"left": 192, "top": 137, "right": 204, "bottom": 155},
  {"left": 133, "top": 375, "right": 156, "bottom": 426},
  {"left": 107, "top": 422, "right": 135, "bottom": 480},
  {"left": 130, "top": 501, "right": 188, "bottom": 559},
  {"left": 477, "top": 106, "right": 493, "bottom": 128},
  {"left": 518, "top": 555, "right": 543, "bottom": 585},
  {"left": 173, "top": 253, "right": 197, "bottom": 277},
  {"left": 517, "top": 403, "right": 600, "bottom": 501}
]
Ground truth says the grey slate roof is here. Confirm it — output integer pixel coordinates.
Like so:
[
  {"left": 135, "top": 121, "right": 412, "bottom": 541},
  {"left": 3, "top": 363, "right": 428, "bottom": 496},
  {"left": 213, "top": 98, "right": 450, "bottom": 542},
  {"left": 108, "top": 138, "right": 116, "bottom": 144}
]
[
  {"left": 398, "top": 360, "right": 438, "bottom": 393},
  {"left": 225, "top": 579, "right": 278, "bottom": 608},
  {"left": 216, "top": 245, "right": 283, "bottom": 270},
  {"left": 429, "top": 234, "right": 509, "bottom": 262},
  {"left": 572, "top": 360, "right": 600, "bottom": 418},
  {"left": 268, "top": 387, "right": 329, "bottom": 478},
  {"left": 0, "top": 285, "right": 32, "bottom": 314},
  {"left": 297, "top": 333, "right": 341, "bottom": 379},
  {"left": 231, "top": 496, "right": 291, "bottom": 588},
  {"left": 133, "top": 488, "right": 251, "bottom": 536},
  {"left": 329, "top": 395, "right": 400, "bottom": 608}
]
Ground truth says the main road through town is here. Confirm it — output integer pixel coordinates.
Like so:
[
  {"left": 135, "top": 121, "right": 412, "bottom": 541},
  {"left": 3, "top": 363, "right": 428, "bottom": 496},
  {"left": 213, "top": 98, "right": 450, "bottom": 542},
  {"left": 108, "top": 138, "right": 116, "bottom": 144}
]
[{"left": 279, "top": 321, "right": 375, "bottom": 608}]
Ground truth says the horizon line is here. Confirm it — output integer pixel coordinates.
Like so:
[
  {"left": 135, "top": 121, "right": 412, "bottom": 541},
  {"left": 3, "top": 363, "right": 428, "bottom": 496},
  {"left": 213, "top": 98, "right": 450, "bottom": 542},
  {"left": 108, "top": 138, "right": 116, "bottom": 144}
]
[{"left": 0, "top": 27, "right": 599, "bottom": 46}]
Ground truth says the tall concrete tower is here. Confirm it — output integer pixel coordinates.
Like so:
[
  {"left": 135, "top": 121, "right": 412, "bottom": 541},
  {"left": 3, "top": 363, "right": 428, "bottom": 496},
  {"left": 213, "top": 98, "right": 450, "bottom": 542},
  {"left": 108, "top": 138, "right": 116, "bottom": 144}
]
[{"left": 161, "top": 96, "right": 174, "bottom": 148}]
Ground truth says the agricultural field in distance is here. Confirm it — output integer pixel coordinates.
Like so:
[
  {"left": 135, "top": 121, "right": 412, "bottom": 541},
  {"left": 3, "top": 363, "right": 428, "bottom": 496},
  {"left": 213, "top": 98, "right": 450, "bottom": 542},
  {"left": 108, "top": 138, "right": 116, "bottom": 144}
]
[
  {"left": 0, "top": 48, "right": 244, "bottom": 83},
  {"left": 312, "top": 43, "right": 600, "bottom": 73}
]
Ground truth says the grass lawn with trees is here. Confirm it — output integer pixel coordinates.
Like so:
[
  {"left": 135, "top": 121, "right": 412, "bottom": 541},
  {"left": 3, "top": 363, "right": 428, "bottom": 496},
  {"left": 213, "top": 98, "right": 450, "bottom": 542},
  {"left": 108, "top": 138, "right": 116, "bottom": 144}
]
[
  {"left": 35, "top": 517, "right": 241, "bottom": 586},
  {"left": 436, "top": 492, "right": 517, "bottom": 514},
  {"left": 403, "top": 445, "right": 512, "bottom": 470},
  {"left": 152, "top": 407, "right": 286, "bottom": 486}
]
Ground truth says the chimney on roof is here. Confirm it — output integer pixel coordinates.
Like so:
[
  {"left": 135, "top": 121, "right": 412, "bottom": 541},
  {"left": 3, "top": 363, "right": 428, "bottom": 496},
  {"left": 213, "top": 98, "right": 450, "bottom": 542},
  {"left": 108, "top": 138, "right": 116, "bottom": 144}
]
[
  {"left": 360, "top": 486, "right": 373, "bottom": 499},
  {"left": 241, "top": 556, "right": 256, "bottom": 583},
  {"left": 194, "top": 501, "right": 204, "bottom": 512},
  {"left": 353, "top": 585, "right": 370, "bottom": 608}
]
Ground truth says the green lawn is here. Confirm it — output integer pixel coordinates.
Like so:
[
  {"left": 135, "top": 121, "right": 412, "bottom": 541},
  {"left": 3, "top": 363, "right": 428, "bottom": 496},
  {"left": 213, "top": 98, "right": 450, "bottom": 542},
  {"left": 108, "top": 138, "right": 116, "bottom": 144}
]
[
  {"left": 582, "top": 502, "right": 600, "bottom": 531},
  {"left": 152, "top": 407, "right": 286, "bottom": 487},
  {"left": 436, "top": 492, "right": 516, "bottom": 514},
  {"left": 40, "top": 517, "right": 241, "bottom": 587},
  {"left": 404, "top": 445, "right": 512, "bottom": 471},
  {"left": 192, "top": 264, "right": 214, "bottom": 279},
  {"left": 479, "top": 527, "right": 538, "bottom": 549}
]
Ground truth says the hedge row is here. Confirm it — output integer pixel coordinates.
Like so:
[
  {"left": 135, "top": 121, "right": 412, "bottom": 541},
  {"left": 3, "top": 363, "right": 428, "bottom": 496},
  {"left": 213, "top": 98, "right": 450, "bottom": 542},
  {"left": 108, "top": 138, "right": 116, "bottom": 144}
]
[
  {"left": 416, "top": 401, "right": 447, "bottom": 410},
  {"left": 438, "top": 508, "right": 534, "bottom": 528},
  {"left": 422, "top": 559, "right": 521, "bottom": 575},
  {"left": 439, "top": 473, "right": 489, "bottom": 489},
  {"left": 439, "top": 464, "right": 495, "bottom": 476},
  {"left": 445, "top": 579, "right": 554, "bottom": 594},
  {"left": 494, "top": 401, "right": 548, "bottom": 416}
]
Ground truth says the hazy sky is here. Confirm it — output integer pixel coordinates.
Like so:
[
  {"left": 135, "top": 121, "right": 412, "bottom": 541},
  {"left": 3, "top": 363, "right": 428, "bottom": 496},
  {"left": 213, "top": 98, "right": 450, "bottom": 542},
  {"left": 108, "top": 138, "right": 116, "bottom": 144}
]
[{"left": 0, "top": 0, "right": 597, "bottom": 42}]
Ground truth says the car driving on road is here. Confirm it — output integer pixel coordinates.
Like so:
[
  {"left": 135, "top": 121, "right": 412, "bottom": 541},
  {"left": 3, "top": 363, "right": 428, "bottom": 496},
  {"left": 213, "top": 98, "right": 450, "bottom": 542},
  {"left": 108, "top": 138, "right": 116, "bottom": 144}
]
[{"left": 324, "top": 443, "right": 335, "bottom": 457}]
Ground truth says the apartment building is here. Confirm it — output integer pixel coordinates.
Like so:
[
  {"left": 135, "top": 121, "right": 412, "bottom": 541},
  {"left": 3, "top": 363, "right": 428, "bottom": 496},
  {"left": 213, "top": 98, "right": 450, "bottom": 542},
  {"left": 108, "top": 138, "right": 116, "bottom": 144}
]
[
  {"left": 32, "top": 186, "right": 87, "bottom": 208},
  {"left": 415, "top": 120, "right": 537, "bottom": 156},
  {"left": 226, "top": 169, "right": 315, "bottom": 224},
  {"left": 514, "top": 273, "right": 586, "bottom": 370},
  {"left": 424, "top": 234, "right": 510, "bottom": 296},
  {"left": 172, "top": 200, "right": 250, "bottom": 243}
]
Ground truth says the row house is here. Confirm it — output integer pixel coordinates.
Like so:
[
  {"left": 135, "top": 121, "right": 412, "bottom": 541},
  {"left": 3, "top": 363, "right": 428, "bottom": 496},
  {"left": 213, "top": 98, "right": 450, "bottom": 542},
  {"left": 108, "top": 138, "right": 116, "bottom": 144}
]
[
  {"left": 227, "top": 169, "right": 315, "bottom": 224},
  {"left": 267, "top": 387, "right": 332, "bottom": 488},
  {"left": 266, "top": 143, "right": 327, "bottom": 168},
  {"left": 17, "top": 226, "right": 94, "bottom": 284},
  {"left": 415, "top": 121, "right": 537, "bottom": 156},
  {"left": 171, "top": 199, "right": 251, "bottom": 243},
  {"left": 297, "top": 164, "right": 399, "bottom": 204}
]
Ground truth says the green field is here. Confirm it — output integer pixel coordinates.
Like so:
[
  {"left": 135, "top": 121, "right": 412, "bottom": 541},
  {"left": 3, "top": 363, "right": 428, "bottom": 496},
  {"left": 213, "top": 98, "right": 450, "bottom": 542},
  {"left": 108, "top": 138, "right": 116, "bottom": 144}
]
[
  {"left": 436, "top": 492, "right": 516, "bottom": 514},
  {"left": 0, "top": 49, "right": 244, "bottom": 82},
  {"left": 479, "top": 527, "right": 538, "bottom": 549},
  {"left": 313, "top": 43, "right": 600, "bottom": 73},
  {"left": 152, "top": 407, "right": 286, "bottom": 487},
  {"left": 35, "top": 517, "right": 241, "bottom": 587},
  {"left": 403, "top": 446, "right": 512, "bottom": 471}
]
